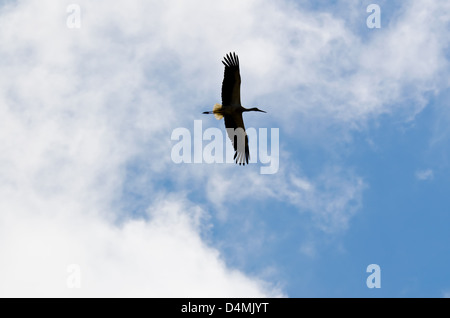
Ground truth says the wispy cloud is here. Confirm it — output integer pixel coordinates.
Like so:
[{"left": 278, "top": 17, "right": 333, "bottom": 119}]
[
  {"left": 415, "top": 169, "right": 434, "bottom": 181},
  {"left": 200, "top": 162, "right": 365, "bottom": 233}
]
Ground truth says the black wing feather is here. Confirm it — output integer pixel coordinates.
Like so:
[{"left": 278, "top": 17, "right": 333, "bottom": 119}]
[
  {"left": 224, "top": 115, "right": 249, "bottom": 165},
  {"left": 221, "top": 52, "right": 241, "bottom": 106}
]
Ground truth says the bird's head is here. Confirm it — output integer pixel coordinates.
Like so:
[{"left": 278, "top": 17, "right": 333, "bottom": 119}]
[{"left": 246, "top": 107, "right": 266, "bottom": 113}]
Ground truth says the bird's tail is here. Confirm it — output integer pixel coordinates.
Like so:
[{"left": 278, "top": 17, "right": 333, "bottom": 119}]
[{"left": 213, "top": 103, "right": 223, "bottom": 120}]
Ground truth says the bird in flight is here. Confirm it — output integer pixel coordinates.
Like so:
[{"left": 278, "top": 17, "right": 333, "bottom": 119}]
[{"left": 203, "top": 52, "right": 266, "bottom": 165}]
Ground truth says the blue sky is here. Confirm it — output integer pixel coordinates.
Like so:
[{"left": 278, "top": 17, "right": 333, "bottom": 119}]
[{"left": 0, "top": 0, "right": 449, "bottom": 297}]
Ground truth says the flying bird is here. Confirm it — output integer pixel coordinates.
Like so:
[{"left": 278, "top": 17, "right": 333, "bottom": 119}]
[{"left": 203, "top": 52, "right": 266, "bottom": 165}]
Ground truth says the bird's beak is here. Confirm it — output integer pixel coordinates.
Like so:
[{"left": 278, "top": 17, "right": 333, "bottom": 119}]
[{"left": 259, "top": 110, "right": 267, "bottom": 113}]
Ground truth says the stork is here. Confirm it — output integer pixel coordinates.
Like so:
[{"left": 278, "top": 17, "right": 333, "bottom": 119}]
[{"left": 203, "top": 52, "right": 266, "bottom": 165}]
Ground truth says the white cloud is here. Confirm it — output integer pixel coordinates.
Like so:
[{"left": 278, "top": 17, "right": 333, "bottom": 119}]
[
  {"left": 0, "top": 192, "right": 282, "bottom": 297},
  {"left": 0, "top": 0, "right": 285, "bottom": 297},
  {"left": 239, "top": 0, "right": 450, "bottom": 135},
  {"left": 415, "top": 169, "right": 434, "bottom": 181}
]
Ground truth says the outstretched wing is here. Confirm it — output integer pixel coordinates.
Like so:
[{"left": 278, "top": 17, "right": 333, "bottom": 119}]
[
  {"left": 221, "top": 52, "right": 241, "bottom": 107},
  {"left": 224, "top": 114, "right": 249, "bottom": 165}
]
